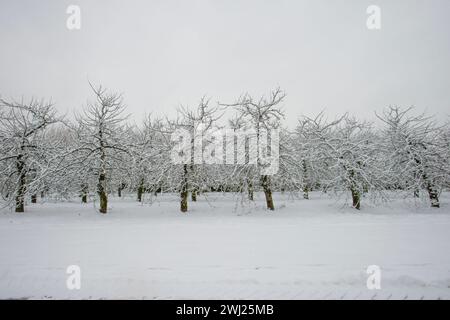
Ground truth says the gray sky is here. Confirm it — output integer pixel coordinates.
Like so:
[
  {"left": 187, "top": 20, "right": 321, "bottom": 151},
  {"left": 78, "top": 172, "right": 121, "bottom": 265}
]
[{"left": 1, "top": 0, "right": 449, "bottom": 126}]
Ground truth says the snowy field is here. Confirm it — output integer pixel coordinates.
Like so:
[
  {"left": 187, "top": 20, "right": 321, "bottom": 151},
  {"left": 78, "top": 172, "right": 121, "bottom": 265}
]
[{"left": 0, "top": 192, "right": 449, "bottom": 300}]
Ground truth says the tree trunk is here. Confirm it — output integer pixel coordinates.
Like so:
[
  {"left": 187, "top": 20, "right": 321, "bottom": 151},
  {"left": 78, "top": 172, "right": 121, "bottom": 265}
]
[
  {"left": 189, "top": 160, "right": 197, "bottom": 202},
  {"left": 426, "top": 184, "right": 440, "bottom": 208},
  {"left": 420, "top": 169, "right": 440, "bottom": 208},
  {"left": 350, "top": 185, "right": 361, "bottom": 210},
  {"left": 348, "top": 169, "right": 361, "bottom": 210},
  {"left": 423, "top": 175, "right": 440, "bottom": 208},
  {"left": 413, "top": 168, "right": 420, "bottom": 198},
  {"left": 96, "top": 125, "right": 108, "bottom": 213},
  {"left": 31, "top": 194, "right": 37, "bottom": 204},
  {"left": 98, "top": 172, "right": 107, "bottom": 214},
  {"left": 363, "top": 183, "right": 369, "bottom": 194},
  {"left": 81, "top": 184, "right": 88, "bottom": 203},
  {"left": 262, "top": 175, "right": 274, "bottom": 210},
  {"left": 137, "top": 179, "right": 144, "bottom": 202},
  {"left": 118, "top": 182, "right": 125, "bottom": 197},
  {"left": 15, "top": 155, "right": 26, "bottom": 213},
  {"left": 247, "top": 179, "right": 254, "bottom": 201},
  {"left": 180, "top": 164, "right": 188, "bottom": 212},
  {"left": 303, "top": 186, "right": 309, "bottom": 200},
  {"left": 302, "top": 159, "right": 309, "bottom": 199}
]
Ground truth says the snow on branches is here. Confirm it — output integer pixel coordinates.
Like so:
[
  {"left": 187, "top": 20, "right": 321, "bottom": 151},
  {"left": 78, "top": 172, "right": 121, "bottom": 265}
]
[{"left": 1, "top": 86, "right": 448, "bottom": 213}]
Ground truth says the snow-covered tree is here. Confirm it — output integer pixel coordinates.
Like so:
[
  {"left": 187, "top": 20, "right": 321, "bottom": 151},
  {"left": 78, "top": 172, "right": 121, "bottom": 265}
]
[
  {"left": 222, "top": 88, "right": 285, "bottom": 210},
  {"left": 170, "top": 97, "right": 222, "bottom": 212},
  {"left": 376, "top": 107, "right": 447, "bottom": 208},
  {"left": 296, "top": 113, "right": 386, "bottom": 210},
  {"left": 73, "top": 83, "right": 130, "bottom": 213},
  {"left": 128, "top": 115, "right": 169, "bottom": 202},
  {"left": 0, "top": 97, "right": 60, "bottom": 212}
]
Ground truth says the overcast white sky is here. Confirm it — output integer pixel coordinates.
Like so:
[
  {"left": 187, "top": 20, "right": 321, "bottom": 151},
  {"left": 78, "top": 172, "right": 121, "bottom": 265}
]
[{"left": 0, "top": 0, "right": 449, "bottom": 126}]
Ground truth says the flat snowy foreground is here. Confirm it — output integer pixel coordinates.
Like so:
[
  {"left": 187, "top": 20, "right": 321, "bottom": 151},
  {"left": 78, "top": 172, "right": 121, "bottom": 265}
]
[{"left": 0, "top": 192, "right": 449, "bottom": 300}]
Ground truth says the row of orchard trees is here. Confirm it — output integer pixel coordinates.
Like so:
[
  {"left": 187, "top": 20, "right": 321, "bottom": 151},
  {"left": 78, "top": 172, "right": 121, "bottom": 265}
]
[{"left": 0, "top": 85, "right": 449, "bottom": 213}]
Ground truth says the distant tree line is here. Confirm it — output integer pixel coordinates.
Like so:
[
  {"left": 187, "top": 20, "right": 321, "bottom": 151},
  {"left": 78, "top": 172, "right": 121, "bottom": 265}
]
[{"left": 1, "top": 84, "right": 449, "bottom": 213}]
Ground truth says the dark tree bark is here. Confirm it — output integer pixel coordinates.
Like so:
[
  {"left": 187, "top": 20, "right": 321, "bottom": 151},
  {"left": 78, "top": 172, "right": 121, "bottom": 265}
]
[
  {"left": 81, "top": 184, "right": 88, "bottom": 203},
  {"left": 31, "top": 194, "right": 37, "bottom": 204},
  {"left": 303, "top": 185, "right": 309, "bottom": 200},
  {"left": 413, "top": 170, "right": 420, "bottom": 198},
  {"left": 261, "top": 175, "right": 274, "bottom": 210},
  {"left": 137, "top": 179, "right": 144, "bottom": 202},
  {"left": 98, "top": 172, "right": 107, "bottom": 214},
  {"left": 15, "top": 155, "right": 26, "bottom": 213},
  {"left": 118, "top": 182, "right": 125, "bottom": 197},
  {"left": 191, "top": 188, "right": 197, "bottom": 202},
  {"left": 302, "top": 159, "right": 309, "bottom": 199},
  {"left": 180, "top": 164, "right": 188, "bottom": 212},
  {"left": 97, "top": 120, "right": 108, "bottom": 214},
  {"left": 426, "top": 183, "right": 440, "bottom": 208},
  {"left": 349, "top": 169, "right": 361, "bottom": 210},
  {"left": 423, "top": 172, "right": 440, "bottom": 208},
  {"left": 247, "top": 178, "right": 254, "bottom": 201},
  {"left": 413, "top": 156, "right": 440, "bottom": 207},
  {"left": 350, "top": 185, "right": 361, "bottom": 210}
]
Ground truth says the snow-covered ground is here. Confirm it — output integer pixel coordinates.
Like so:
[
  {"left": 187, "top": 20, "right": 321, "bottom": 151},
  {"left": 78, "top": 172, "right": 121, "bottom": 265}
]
[{"left": 0, "top": 192, "right": 449, "bottom": 300}]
